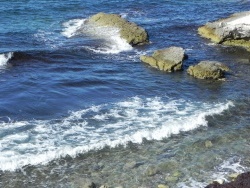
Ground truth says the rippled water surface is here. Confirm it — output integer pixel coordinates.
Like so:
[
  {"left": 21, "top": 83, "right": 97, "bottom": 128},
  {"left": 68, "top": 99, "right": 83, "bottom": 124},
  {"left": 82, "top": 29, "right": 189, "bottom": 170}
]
[{"left": 0, "top": 0, "right": 250, "bottom": 187}]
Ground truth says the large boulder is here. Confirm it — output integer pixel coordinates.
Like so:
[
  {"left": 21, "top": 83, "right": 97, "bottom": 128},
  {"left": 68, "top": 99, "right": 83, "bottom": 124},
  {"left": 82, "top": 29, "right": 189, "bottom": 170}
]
[
  {"left": 198, "top": 11, "right": 250, "bottom": 51},
  {"left": 88, "top": 12, "right": 149, "bottom": 46},
  {"left": 140, "top": 47, "right": 186, "bottom": 72},
  {"left": 187, "top": 61, "right": 230, "bottom": 80}
]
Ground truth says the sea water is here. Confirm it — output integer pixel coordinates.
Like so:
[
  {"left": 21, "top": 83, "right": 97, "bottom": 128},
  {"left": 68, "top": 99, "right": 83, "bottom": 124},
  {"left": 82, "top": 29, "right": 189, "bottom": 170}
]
[{"left": 0, "top": 0, "right": 250, "bottom": 187}]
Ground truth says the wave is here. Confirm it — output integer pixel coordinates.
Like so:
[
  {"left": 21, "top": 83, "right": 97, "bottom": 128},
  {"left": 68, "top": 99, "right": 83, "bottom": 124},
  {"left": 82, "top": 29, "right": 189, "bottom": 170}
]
[
  {"left": 0, "top": 52, "right": 13, "bottom": 67},
  {"left": 61, "top": 18, "right": 133, "bottom": 54},
  {"left": 0, "top": 97, "right": 233, "bottom": 171}
]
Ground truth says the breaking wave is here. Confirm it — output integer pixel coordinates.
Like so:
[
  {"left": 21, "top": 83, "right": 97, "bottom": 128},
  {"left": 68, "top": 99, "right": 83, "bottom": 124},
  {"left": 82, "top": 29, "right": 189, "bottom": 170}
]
[
  {"left": 61, "top": 18, "right": 133, "bottom": 54},
  {"left": 0, "top": 97, "right": 233, "bottom": 171}
]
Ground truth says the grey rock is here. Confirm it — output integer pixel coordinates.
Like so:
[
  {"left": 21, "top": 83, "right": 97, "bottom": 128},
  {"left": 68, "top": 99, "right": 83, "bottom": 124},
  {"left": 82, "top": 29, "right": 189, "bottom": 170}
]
[
  {"left": 198, "top": 11, "right": 250, "bottom": 51},
  {"left": 140, "top": 47, "right": 186, "bottom": 72}
]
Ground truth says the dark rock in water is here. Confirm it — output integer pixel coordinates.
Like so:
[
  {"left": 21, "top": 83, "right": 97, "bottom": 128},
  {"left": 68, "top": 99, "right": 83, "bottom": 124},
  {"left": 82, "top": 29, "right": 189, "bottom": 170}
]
[
  {"left": 187, "top": 61, "right": 230, "bottom": 80},
  {"left": 140, "top": 47, "right": 186, "bottom": 72},
  {"left": 198, "top": 11, "right": 250, "bottom": 51},
  {"left": 205, "top": 172, "right": 250, "bottom": 188},
  {"left": 88, "top": 12, "right": 149, "bottom": 46}
]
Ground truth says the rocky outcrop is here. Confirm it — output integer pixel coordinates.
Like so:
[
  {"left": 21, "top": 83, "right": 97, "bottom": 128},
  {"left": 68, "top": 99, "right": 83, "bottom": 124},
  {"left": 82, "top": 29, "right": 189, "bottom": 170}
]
[
  {"left": 88, "top": 12, "right": 149, "bottom": 46},
  {"left": 187, "top": 61, "right": 229, "bottom": 80},
  {"left": 140, "top": 47, "right": 186, "bottom": 72},
  {"left": 205, "top": 172, "right": 250, "bottom": 188},
  {"left": 198, "top": 11, "right": 250, "bottom": 51}
]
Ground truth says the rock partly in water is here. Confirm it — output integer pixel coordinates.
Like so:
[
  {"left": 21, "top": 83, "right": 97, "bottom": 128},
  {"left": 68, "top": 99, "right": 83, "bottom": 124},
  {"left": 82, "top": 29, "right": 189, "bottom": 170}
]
[
  {"left": 198, "top": 11, "right": 250, "bottom": 51},
  {"left": 187, "top": 61, "right": 230, "bottom": 80},
  {"left": 140, "top": 47, "right": 186, "bottom": 72},
  {"left": 88, "top": 12, "right": 149, "bottom": 46},
  {"left": 205, "top": 172, "right": 250, "bottom": 188}
]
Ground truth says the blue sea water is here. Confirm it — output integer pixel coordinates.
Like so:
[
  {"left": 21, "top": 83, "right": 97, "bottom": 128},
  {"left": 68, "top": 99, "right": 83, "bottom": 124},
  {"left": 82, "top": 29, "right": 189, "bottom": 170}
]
[{"left": 0, "top": 0, "right": 250, "bottom": 187}]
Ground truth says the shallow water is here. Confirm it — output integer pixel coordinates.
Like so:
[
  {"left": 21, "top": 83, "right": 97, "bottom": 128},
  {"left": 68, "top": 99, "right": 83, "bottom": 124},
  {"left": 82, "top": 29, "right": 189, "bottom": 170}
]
[{"left": 0, "top": 0, "right": 250, "bottom": 187}]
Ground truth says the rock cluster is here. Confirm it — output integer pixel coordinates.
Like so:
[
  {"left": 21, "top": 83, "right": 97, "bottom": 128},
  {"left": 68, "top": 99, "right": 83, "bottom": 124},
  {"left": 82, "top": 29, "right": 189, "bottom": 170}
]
[
  {"left": 86, "top": 12, "right": 238, "bottom": 80},
  {"left": 88, "top": 12, "right": 149, "bottom": 46},
  {"left": 140, "top": 47, "right": 186, "bottom": 72},
  {"left": 198, "top": 11, "right": 250, "bottom": 51}
]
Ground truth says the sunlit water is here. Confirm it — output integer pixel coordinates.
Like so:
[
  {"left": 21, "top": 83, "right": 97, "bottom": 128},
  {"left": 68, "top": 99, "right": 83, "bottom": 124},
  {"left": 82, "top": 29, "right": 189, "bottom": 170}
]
[{"left": 0, "top": 0, "right": 250, "bottom": 187}]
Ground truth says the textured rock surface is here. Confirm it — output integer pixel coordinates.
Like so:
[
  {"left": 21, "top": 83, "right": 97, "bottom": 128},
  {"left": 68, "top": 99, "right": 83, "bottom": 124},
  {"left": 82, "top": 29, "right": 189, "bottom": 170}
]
[
  {"left": 187, "top": 61, "right": 230, "bottom": 80},
  {"left": 88, "top": 12, "right": 149, "bottom": 46},
  {"left": 205, "top": 172, "right": 250, "bottom": 188},
  {"left": 140, "top": 47, "right": 186, "bottom": 72},
  {"left": 198, "top": 11, "right": 250, "bottom": 51}
]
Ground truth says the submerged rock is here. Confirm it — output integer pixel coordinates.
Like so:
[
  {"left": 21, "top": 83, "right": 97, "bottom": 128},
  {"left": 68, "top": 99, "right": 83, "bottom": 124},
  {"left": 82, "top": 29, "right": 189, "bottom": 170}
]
[
  {"left": 75, "top": 178, "right": 96, "bottom": 188},
  {"left": 187, "top": 61, "right": 230, "bottom": 80},
  {"left": 158, "top": 184, "right": 169, "bottom": 188},
  {"left": 140, "top": 47, "right": 186, "bottom": 72},
  {"left": 205, "top": 171, "right": 250, "bottom": 188},
  {"left": 205, "top": 140, "right": 213, "bottom": 148},
  {"left": 198, "top": 11, "right": 250, "bottom": 51},
  {"left": 144, "top": 165, "right": 159, "bottom": 176},
  {"left": 88, "top": 12, "right": 149, "bottom": 46}
]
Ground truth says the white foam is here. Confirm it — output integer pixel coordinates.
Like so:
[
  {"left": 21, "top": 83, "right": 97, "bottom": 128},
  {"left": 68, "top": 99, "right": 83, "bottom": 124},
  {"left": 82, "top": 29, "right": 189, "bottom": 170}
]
[
  {"left": 177, "top": 157, "right": 248, "bottom": 188},
  {"left": 62, "top": 19, "right": 133, "bottom": 54},
  {"left": 0, "top": 52, "right": 13, "bottom": 67},
  {"left": 61, "top": 19, "right": 87, "bottom": 38},
  {"left": 0, "top": 97, "right": 233, "bottom": 171}
]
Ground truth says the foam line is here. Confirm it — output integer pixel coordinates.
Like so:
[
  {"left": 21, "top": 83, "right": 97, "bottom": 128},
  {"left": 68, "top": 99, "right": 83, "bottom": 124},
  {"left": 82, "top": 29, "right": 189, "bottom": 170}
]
[{"left": 0, "top": 97, "right": 233, "bottom": 171}]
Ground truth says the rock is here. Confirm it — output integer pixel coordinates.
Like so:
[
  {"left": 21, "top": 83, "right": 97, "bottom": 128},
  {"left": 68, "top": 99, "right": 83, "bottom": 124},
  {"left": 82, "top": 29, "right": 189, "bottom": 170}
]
[
  {"left": 228, "top": 173, "right": 240, "bottom": 180},
  {"left": 144, "top": 165, "right": 159, "bottom": 176},
  {"left": 76, "top": 178, "right": 96, "bottom": 188},
  {"left": 158, "top": 160, "right": 179, "bottom": 172},
  {"left": 205, "top": 172, "right": 250, "bottom": 188},
  {"left": 158, "top": 184, "right": 169, "bottom": 188},
  {"left": 99, "top": 185, "right": 109, "bottom": 188},
  {"left": 187, "top": 61, "right": 230, "bottom": 80},
  {"left": 213, "top": 179, "right": 225, "bottom": 185},
  {"left": 198, "top": 11, "right": 250, "bottom": 51},
  {"left": 88, "top": 12, "right": 149, "bottom": 46},
  {"left": 205, "top": 140, "right": 213, "bottom": 148},
  {"left": 140, "top": 47, "right": 186, "bottom": 72},
  {"left": 165, "top": 175, "right": 179, "bottom": 183}
]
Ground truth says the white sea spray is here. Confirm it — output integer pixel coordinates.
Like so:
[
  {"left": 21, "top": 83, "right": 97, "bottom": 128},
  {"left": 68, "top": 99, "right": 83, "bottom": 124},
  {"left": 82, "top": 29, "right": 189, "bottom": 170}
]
[
  {"left": 0, "top": 52, "right": 13, "bottom": 67},
  {"left": 0, "top": 97, "right": 233, "bottom": 171},
  {"left": 62, "top": 18, "right": 133, "bottom": 54}
]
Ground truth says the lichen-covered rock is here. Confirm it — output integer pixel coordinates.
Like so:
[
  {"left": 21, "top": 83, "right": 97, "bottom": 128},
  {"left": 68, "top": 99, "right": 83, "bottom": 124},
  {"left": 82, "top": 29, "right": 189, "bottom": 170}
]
[
  {"left": 187, "top": 61, "right": 230, "bottom": 80},
  {"left": 198, "top": 11, "right": 250, "bottom": 51},
  {"left": 88, "top": 12, "right": 149, "bottom": 46},
  {"left": 140, "top": 47, "right": 186, "bottom": 72}
]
